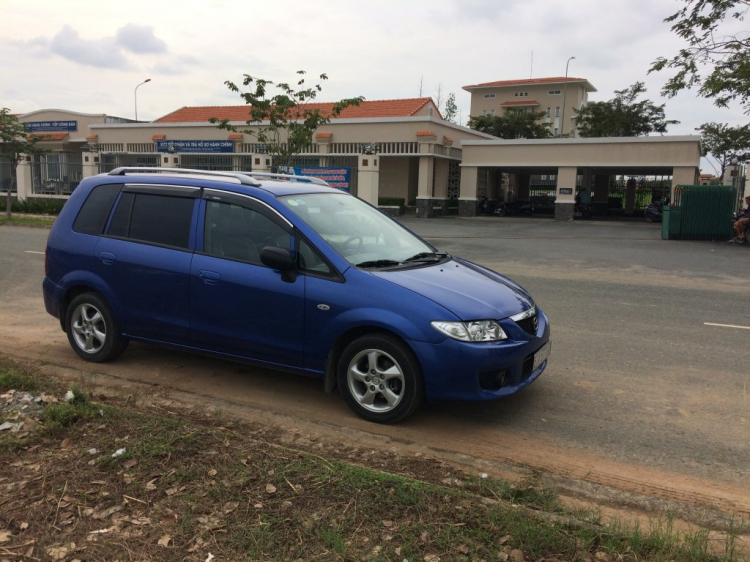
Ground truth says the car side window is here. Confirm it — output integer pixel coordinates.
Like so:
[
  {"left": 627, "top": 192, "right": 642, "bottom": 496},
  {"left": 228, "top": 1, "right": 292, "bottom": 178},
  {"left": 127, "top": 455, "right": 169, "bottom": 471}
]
[
  {"left": 73, "top": 183, "right": 122, "bottom": 235},
  {"left": 298, "top": 238, "right": 332, "bottom": 276},
  {"left": 107, "top": 192, "right": 194, "bottom": 249},
  {"left": 204, "top": 200, "right": 291, "bottom": 264}
]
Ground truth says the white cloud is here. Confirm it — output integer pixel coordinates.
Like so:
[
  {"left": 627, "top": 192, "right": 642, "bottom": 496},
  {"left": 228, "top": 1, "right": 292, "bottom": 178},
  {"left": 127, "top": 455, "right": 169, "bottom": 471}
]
[
  {"left": 49, "top": 25, "right": 130, "bottom": 69},
  {"left": 116, "top": 24, "right": 168, "bottom": 54}
]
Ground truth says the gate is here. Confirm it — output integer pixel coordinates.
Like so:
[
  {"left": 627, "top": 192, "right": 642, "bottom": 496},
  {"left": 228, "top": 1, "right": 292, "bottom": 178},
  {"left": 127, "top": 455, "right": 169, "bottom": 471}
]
[
  {"left": 662, "top": 185, "right": 735, "bottom": 240},
  {"left": 30, "top": 153, "right": 83, "bottom": 195}
]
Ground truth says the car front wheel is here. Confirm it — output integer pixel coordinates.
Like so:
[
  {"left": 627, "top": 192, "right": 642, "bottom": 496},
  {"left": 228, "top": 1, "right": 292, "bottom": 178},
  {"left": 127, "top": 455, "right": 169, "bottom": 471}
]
[
  {"left": 66, "top": 293, "right": 129, "bottom": 362},
  {"left": 337, "top": 334, "right": 424, "bottom": 424}
]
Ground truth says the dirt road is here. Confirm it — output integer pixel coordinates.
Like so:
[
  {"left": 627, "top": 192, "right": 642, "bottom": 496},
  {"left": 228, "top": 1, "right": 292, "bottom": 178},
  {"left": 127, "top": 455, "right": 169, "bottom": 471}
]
[{"left": 2, "top": 221, "right": 749, "bottom": 527}]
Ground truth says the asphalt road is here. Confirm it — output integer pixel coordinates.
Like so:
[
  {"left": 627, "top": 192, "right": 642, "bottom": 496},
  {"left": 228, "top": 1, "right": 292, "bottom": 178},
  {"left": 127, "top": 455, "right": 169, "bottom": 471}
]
[{"left": 1, "top": 218, "right": 748, "bottom": 514}]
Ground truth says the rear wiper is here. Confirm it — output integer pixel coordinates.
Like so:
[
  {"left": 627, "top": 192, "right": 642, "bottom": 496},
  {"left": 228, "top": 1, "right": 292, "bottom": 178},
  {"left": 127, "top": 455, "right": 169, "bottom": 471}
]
[
  {"left": 355, "top": 259, "right": 401, "bottom": 268},
  {"left": 403, "top": 252, "right": 448, "bottom": 263}
]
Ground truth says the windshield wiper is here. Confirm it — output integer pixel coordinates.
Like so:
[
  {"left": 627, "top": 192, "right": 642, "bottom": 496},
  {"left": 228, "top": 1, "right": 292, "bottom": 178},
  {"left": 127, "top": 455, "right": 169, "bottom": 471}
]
[
  {"left": 355, "top": 259, "right": 401, "bottom": 269},
  {"left": 403, "top": 252, "right": 448, "bottom": 263}
]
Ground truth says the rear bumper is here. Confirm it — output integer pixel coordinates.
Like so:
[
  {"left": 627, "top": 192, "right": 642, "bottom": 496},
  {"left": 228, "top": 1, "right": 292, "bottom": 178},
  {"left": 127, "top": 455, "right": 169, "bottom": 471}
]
[
  {"left": 43, "top": 277, "right": 64, "bottom": 326},
  {"left": 410, "top": 310, "right": 551, "bottom": 403}
]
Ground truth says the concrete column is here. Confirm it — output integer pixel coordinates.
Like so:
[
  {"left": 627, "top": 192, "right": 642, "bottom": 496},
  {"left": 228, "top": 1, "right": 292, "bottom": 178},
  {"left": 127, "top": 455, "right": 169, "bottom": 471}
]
[
  {"left": 458, "top": 166, "right": 478, "bottom": 217},
  {"left": 316, "top": 133, "right": 331, "bottom": 167},
  {"left": 82, "top": 152, "right": 99, "bottom": 179},
  {"left": 671, "top": 166, "right": 698, "bottom": 202},
  {"left": 161, "top": 152, "right": 180, "bottom": 169},
  {"left": 251, "top": 153, "right": 272, "bottom": 172},
  {"left": 593, "top": 174, "right": 609, "bottom": 204},
  {"left": 357, "top": 153, "right": 380, "bottom": 206},
  {"left": 16, "top": 159, "right": 32, "bottom": 201},
  {"left": 416, "top": 155, "right": 436, "bottom": 218},
  {"left": 430, "top": 159, "right": 450, "bottom": 216},
  {"left": 554, "top": 166, "right": 577, "bottom": 220},
  {"left": 516, "top": 173, "right": 530, "bottom": 200}
]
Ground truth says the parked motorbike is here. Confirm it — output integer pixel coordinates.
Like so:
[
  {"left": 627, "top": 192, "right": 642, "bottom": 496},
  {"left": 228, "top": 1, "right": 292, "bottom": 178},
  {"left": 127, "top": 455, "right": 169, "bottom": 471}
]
[
  {"left": 476, "top": 196, "right": 499, "bottom": 215},
  {"left": 573, "top": 203, "right": 594, "bottom": 219},
  {"left": 493, "top": 199, "right": 534, "bottom": 217},
  {"left": 644, "top": 200, "right": 663, "bottom": 222}
]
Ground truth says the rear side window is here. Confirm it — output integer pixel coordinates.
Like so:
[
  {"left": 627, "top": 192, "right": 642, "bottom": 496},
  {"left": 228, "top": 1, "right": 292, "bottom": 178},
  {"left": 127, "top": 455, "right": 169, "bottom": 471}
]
[
  {"left": 72, "top": 184, "right": 122, "bottom": 235},
  {"left": 108, "top": 192, "right": 195, "bottom": 249}
]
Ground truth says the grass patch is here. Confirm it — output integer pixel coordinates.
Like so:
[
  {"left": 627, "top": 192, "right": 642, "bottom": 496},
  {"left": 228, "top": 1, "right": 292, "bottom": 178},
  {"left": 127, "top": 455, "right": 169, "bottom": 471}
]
[
  {"left": 0, "top": 365, "right": 39, "bottom": 392},
  {"left": 0, "top": 215, "right": 55, "bottom": 227},
  {"left": 0, "top": 360, "right": 745, "bottom": 561}
]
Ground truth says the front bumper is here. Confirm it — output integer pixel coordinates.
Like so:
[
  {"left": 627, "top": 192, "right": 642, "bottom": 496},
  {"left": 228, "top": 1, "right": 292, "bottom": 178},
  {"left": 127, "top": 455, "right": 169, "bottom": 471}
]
[{"left": 410, "top": 309, "right": 551, "bottom": 403}]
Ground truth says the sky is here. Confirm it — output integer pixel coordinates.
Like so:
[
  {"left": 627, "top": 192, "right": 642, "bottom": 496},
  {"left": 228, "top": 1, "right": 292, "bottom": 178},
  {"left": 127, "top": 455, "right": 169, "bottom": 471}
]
[{"left": 2, "top": 0, "right": 747, "bottom": 174}]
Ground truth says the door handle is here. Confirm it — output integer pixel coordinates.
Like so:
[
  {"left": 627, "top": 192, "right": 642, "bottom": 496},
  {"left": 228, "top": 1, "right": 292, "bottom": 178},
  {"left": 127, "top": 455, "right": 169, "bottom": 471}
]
[
  {"left": 199, "top": 270, "right": 220, "bottom": 285},
  {"left": 99, "top": 252, "right": 116, "bottom": 265}
]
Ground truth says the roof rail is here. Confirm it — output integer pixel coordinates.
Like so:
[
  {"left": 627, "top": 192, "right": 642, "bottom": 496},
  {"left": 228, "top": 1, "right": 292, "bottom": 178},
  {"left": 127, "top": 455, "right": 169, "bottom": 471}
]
[
  {"left": 241, "top": 172, "right": 330, "bottom": 187},
  {"left": 107, "top": 167, "right": 262, "bottom": 186}
]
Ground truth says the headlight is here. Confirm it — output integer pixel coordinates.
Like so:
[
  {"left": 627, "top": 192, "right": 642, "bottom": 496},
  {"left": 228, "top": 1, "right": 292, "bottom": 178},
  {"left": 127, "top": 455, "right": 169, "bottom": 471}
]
[{"left": 431, "top": 320, "right": 507, "bottom": 342}]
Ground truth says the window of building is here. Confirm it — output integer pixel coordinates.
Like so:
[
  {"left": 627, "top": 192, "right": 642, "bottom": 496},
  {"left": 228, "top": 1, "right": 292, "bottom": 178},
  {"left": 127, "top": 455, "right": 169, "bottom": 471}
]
[
  {"left": 553, "top": 127, "right": 559, "bottom": 136},
  {"left": 483, "top": 93, "right": 496, "bottom": 99},
  {"left": 482, "top": 109, "right": 487, "bottom": 116},
  {"left": 549, "top": 90, "right": 561, "bottom": 95},
  {"left": 555, "top": 106, "right": 560, "bottom": 117},
  {"left": 513, "top": 92, "right": 529, "bottom": 97},
  {"left": 108, "top": 192, "right": 195, "bottom": 249},
  {"left": 490, "top": 108, "right": 495, "bottom": 115}
]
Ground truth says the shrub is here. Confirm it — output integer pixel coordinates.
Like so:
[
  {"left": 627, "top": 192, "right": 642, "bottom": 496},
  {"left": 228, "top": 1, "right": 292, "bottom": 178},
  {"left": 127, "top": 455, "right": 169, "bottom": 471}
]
[{"left": 11, "top": 199, "right": 66, "bottom": 215}]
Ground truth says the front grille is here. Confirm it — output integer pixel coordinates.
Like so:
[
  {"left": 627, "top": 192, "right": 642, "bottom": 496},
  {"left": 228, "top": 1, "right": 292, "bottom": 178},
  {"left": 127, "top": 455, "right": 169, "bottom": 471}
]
[
  {"left": 479, "top": 369, "right": 509, "bottom": 391},
  {"left": 521, "top": 354, "right": 534, "bottom": 379},
  {"left": 516, "top": 314, "right": 538, "bottom": 335}
]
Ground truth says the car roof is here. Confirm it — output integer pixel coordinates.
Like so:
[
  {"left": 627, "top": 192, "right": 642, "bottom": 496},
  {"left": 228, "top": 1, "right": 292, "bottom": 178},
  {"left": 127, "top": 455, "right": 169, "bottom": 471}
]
[{"left": 96, "top": 167, "right": 345, "bottom": 198}]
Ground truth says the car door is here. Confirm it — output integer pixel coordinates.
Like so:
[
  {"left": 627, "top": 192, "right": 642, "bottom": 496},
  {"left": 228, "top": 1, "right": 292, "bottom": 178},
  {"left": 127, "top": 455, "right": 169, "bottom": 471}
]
[
  {"left": 189, "top": 191, "right": 305, "bottom": 368},
  {"left": 94, "top": 184, "right": 199, "bottom": 344}
]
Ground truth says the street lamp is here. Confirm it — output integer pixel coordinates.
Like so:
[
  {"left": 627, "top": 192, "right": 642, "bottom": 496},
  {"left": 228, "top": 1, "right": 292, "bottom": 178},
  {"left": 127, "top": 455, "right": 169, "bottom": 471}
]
[
  {"left": 134, "top": 78, "right": 151, "bottom": 121},
  {"left": 559, "top": 57, "right": 575, "bottom": 138}
]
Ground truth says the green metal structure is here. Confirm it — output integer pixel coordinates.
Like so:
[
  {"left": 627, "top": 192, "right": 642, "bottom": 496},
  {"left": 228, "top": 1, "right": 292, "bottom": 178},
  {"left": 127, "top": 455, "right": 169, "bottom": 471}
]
[{"left": 662, "top": 185, "right": 736, "bottom": 240}]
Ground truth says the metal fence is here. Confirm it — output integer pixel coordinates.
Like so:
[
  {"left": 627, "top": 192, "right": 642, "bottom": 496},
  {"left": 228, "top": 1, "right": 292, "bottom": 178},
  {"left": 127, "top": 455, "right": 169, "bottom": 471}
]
[
  {"left": 664, "top": 185, "right": 735, "bottom": 240},
  {"left": 98, "top": 153, "right": 160, "bottom": 173},
  {"left": 179, "top": 154, "right": 253, "bottom": 171},
  {"left": 608, "top": 176, "right": 671, "bottom": 212},
  {"left": 31, "top": 153, "right": 83, "bottom": 195},
  {"left": 0, "top": 160, "right": 13, "bottom": 193}
]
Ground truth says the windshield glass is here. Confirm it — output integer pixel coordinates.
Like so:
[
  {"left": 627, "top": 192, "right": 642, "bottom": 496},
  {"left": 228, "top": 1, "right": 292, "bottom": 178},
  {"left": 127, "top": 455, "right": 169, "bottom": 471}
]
[{"left": 280, "top": 193, "right": 434, "bottom": 266}]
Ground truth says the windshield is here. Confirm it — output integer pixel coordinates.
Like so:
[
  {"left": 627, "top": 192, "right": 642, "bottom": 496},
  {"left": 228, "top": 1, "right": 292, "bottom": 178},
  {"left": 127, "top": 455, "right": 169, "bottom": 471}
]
[{"left": 280, "top": 193, "right": 436, "bottom": 267}]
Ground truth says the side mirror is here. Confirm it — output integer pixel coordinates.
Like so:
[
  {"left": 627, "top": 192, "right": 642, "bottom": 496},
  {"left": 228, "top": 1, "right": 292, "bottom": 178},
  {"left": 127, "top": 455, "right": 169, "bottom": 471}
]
[{"left": 260, "top": 246, "right": 297, "bottom": 282}]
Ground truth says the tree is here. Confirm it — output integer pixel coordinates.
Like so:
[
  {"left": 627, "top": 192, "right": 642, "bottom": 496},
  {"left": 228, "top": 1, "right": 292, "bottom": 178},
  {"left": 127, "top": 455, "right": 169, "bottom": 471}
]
[
  {"left": 696, "top": 122, "right": 750, "bottom": 177},
  {"left": 468, "top": 108, "right": 552, "bottom": 139},
  {"left": 574, "top": 82, "right": 679, "bottom": 137},
  {"left": 650, "top": 0, "right": 750, "bottom": 112},
  {"left": 443, "top": 93, "right": 458, "bottom": 124},
  {"left": 210, "top": 71, "right": 364, "bottom": 169},
  {"left": 0, "top": 108, "right": 46, "bottom": 218}
]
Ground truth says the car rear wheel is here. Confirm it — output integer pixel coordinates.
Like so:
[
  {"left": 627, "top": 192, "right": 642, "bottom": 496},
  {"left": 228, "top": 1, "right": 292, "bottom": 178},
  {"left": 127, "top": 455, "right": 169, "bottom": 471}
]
[
  {"left": 66, "top": 293, "right": 128, "bottom": 362},
  {"left": 337, "top": 334, "right": 423, "bottom": 424}
]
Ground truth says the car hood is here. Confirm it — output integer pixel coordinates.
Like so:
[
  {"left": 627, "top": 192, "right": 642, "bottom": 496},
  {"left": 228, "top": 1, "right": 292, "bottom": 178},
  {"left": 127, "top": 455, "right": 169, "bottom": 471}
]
[{"left": 373, "top": 257, "right": 533, "bottom": 320}]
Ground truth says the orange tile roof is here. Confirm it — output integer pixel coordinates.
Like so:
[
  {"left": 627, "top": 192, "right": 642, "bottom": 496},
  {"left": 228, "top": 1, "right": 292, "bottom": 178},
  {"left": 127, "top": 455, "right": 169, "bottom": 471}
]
[
  {"left": 316, "top": 132, "right": 333, "bottom": 138},
  {"left": 85, "top": 134, "right": 98, "bottom": 140},
  {"left": 500, "top": 100, "right": 541, "bottom": 106},
  {"left": 464, "top": 76, "right": 591, "bottom": 89},
  {"left": 227, "top": 133, "right": 243, "bottom": 140},
  {"left": 155, "top": 98, "right": 436, "bottom": 123},
  {"left": 152, "top": 134, "right": 166, "bottom": 140},
  {"left": 27, "top": 132, "right": 68, "bottom": 141},
  {"left": 416, "top": 130, "right": 437, "bottom": 137}
]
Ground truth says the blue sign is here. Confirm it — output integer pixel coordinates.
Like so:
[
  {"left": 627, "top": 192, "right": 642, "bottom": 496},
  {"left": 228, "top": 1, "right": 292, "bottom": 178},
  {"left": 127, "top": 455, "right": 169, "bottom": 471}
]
[
  {"left": 293, "top": 167, "right": 351, "bottom": 191},
  {"left": 24, "top": 120, "right": 77, "bottom": 132},
  {"left": 157, "top": 140, "right": 234, "bottom": 153}
]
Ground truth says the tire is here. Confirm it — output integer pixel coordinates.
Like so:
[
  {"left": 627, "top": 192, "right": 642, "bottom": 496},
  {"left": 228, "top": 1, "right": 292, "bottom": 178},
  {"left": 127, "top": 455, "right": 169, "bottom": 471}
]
[
  {"left": 65, "top": 293, "right": 129, "bottom": 363},
  {"left": 494, "top": 206, "right": 507, "bottom": 217},
  {"left": 337, "top": 334, "right": 424, "bottom": 424}
]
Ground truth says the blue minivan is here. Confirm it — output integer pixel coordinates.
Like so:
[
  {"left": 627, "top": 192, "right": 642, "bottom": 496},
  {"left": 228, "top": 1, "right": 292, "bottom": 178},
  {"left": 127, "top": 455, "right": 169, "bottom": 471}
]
[{"left": 43, "top": 168, "right": 550, "bottom": 423}]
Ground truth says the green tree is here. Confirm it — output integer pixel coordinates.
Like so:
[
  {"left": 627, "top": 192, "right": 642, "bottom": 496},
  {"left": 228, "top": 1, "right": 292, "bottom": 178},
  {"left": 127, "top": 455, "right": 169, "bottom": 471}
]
[
  {"left": 650, "top": 0, "right": 750, "bottom": 112},
  {"left": 696, "top": 121, "right": 750, "bottom": 177},
  {"left": 0, "top": 108, "right": 46, "bottom": 218},
  {"left": 443, "top": 92, "right": 458, "bottom": 124},
  {"left": 210, "top": 71, "right": 364, "bottom": 169},
  {"left": 468, "top": 108, "right": 552, "bottom": 139},
  {"left": 574, "top": 82, "right": 679, "bottom": 137}
]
